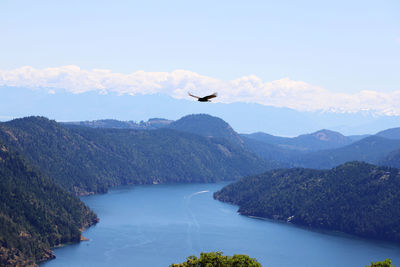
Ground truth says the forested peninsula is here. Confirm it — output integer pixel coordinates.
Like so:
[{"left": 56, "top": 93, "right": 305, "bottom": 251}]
[
  {"left": 0, "top": 145, "right": 98, "bottom": 266},
  {"left": 214, "top": 162, "right": 400, "bottom": 242}
]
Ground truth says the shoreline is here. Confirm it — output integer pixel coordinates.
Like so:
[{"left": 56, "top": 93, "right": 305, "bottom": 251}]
[
  {"left": 39, "top": 218, "right": 98, "bottom": 265},
  {"left": 214, "top": 196, "right": 400, "bottom": 247}
]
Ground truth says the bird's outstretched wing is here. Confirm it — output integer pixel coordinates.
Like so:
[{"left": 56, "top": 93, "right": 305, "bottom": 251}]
[
  {"left": 188, "top": 92, "right": 200, "bottom": 99},
  {"left": 204, "top": 92, "right": 218, "bottom": 100}
]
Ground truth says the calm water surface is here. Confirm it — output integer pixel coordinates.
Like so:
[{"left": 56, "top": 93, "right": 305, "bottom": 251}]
[{"left": 41, "top": 183, "right": 400, "bottom": 267}]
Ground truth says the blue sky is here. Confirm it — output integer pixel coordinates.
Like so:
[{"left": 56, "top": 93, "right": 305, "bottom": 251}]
[
  {"left": 2, "top": 0, "right": 399, "bottom": 92},
  {"left": 1, "top": 0, "right": 400, "bottom": 124}
]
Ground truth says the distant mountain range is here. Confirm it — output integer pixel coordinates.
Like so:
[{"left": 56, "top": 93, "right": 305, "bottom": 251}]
[
  {"left": 242, "top": 129, "right": 353, "bottom": 151},
  {"left": 64, "top": 114, "right": 400, "bottom": 170},
  {"left": 293, "top": 136, "right": 400, "bottom": 169},
  {"left": 2, "top": 86, "right": 400, "bottom": 136},
  {"left": 376, "top": 127, "right": 400, "bottom": 140},
  {"left": 245, "top": 128, "right": 400, "bottom": 169},
  {"left": 64, "top": 118, "right": 173, "bottom": 130}
]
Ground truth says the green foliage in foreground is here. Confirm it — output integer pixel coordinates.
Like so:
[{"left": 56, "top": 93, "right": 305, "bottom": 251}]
[
  {"left": 0, "top": 144, "right": 98, "bottom": 266},
  {"left": 215, "top": 162, "right": 400, "bottom": 242},
  {"left": 366, "top": 259, "right": 394, "bottom": 267},
  {"left": 170, "top": 252, "right": 262, "bottom": 267}
]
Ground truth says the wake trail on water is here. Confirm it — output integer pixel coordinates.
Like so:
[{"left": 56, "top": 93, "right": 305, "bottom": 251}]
[
  {"left": 191, "top": 190, "right": 210, "bottom": 196},
  {"left": 184, "top": 190, "right": 210, "bottom": 252}
]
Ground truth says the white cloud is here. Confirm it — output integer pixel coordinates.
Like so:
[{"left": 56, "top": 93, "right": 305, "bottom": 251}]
[{"left": 1, "top": 65, "right": 400, "bottom": 115}]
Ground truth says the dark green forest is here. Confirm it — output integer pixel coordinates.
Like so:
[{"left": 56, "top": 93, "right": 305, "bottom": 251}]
[
  {"left": 0, "top": 116, "right": 268, "bottom": 195},
  {"left": 214, "top": 162, "right": 400, "bottom": 242},
  {"left": 0, "top": 144, "right": 98, "bottom": 266}
]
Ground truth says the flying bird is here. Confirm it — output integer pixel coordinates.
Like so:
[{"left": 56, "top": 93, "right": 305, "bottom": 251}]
[{"left": 188, "top": 92, "right": 218, "bottom": 102}]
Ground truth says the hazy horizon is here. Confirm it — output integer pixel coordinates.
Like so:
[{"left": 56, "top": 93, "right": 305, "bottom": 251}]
[
  {"left": 1, "top": 86, "right": 400, "bottom": 136},
  {"left": 2, "top": 0, "right": 400, "bottom": 126}
]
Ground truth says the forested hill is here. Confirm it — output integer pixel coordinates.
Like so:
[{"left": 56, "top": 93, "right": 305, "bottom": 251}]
[
  {"left": 214, "top": 162, "right": 400, "bottom": 242},
  {"left": 0, "top": 144, "right": 98, "bottom": 266},
  {"left": 164, "top": 114, "right": 296, "bottom": 168},
  {"left": 167, "top": 114, "right": 244, "bottom": 145},
  {"left": 0, "top": 116, "right": 268, "bottom": 195}
]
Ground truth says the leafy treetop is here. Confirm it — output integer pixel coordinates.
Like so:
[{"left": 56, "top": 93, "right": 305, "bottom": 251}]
[{"left": 170, "top": 251, "right": 262, "bottom": 267}]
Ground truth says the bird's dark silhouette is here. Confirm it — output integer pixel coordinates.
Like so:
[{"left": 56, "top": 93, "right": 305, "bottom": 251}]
[{"left": 188, "top": 92, "right": 218, "bottom": 102}]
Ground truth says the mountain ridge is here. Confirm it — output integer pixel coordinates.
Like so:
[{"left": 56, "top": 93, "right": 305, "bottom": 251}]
[
  {"left": 7, "top": 114, "right": 400, "bottom": 173},
  {"left": 294, "top": 135, "right": 400, "bottom": 169},
  {"left": 376, "top": 127, "right": 400, "bottom": 140},
  {"left": 0, "top": 116, "right": 269, "bottom": 195},
  {"left": 3, "top": 87, "right": 400, "bottom": 136},
  {"left": 63, "top": 118, "right": 173, "bottom": 130},
  {"left": 242, "top": 129, "right": 353, "bottom": 151}
]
